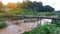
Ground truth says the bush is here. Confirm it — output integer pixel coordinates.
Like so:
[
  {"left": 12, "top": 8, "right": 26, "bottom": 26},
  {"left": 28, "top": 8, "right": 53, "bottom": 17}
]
[
  {"left": 0, "top": 21, "right": 7, "bottom": 28},
  {"left": 52, "top": 20, "right": 60, "bottom": 27},
  {"left": 23, "top": 23, "right": 57, "bottom": 34}
]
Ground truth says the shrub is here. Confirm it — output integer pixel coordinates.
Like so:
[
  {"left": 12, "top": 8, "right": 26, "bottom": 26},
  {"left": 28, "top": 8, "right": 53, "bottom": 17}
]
[
  {"left": 52, "top": 20, "right": 60, "bottom": 27},
  {"left": 23, "top": 23, "right": 57, "bottom": 34},
  {"left": 0, "top": 21, "right": 7, "bottom": 28}
]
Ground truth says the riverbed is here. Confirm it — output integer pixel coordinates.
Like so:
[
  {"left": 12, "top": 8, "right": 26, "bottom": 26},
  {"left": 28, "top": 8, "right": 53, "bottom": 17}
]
[{"left": 0, "top": 19, "right": 52, "bottom": 34}]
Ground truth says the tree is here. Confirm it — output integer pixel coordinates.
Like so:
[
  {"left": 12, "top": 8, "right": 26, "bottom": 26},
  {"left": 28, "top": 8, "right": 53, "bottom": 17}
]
[
  {"left": 12, "top": 0, "right": 55, "bottom": 12},
  {"left": 22, "top": 1, "right": 43, "bottom": 11},
  {"left": 42, "top": 5, "right": 55, "bottom": 12},
  {"left": 16, "top": 2, "right": 23, "bottom": 8},
  {"left": 7, "top": 2, "right": 16, "bottom": 9},
  {"left": 0, "top": 1, "right": 3, "bottom": 12},
  {"left": 32, "top": 1, "right": 43, "bottom": 11},
  {"left": 22, "top": 1, "right": 55, "bottom": 12}
]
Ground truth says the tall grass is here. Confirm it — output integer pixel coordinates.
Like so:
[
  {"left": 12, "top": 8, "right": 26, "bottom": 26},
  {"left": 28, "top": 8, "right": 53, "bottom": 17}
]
[{"left": 23, "top": 23, "right": 57, "bottom": 34}]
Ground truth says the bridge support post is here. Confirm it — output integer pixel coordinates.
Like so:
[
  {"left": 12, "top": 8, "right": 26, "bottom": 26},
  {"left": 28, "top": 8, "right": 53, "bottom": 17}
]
[
  {"left": 51, "top": 19, "right": 56, "bottom": 24},
  {"left": 37, "top": 18, "right": 42, "bottom": 26},
  {"left": 37, "top": 18, "right": 39, "bottom": 26},
  {"left": 39, "top": 18, "right": 42, "bottom": 25}
]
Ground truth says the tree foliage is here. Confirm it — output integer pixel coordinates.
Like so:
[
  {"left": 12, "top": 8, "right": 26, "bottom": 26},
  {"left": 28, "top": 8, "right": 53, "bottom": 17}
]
[
  {"left": 42, "top": 5, "right": 55, "bottom": 12},
  {"left": 7, "top": 2, "right": 16, "bottom": 9},
  {"left": 0, "top": 0, "right": 55, "bottom": 13},
  {"left": 0, "top": 1, "right": 3, "bottom": 12},
  {"left": 15, "top": 0, "right": 55, "bottom": 12}
]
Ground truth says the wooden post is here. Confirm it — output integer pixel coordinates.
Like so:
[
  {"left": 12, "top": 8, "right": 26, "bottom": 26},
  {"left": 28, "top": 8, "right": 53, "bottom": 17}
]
[
  {"left": 24, "top": 17, "right": 25, "bottom": 23},
  {"left": 51, "top": 19, "right": 54, "bottom": 24},
  {"left": 31, "top": 21, "right": 36, "bottom": 29},
  {"left": 39, "top": 18, "right": 42, "bottom": 25},
  {"left": 37, "top": 18, "right": 39, "bottom": 26}
]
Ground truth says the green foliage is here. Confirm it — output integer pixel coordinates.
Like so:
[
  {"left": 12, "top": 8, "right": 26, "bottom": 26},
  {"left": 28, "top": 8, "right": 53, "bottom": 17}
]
[
  {"left": 20, "top": 0, "right": 54, "bottom": 12},
  {"left": 4, "top": 8, "right": 54, "bottom": 15},
  {"left": 0, "top": 0, "right": 55, "bottom": 13},
  {"left": 52, "top": 20, "right": 60, "bottom": 27},
  {"left": 5, "top": 9, "right": 34, "bottom": 15},
  {"left": 1, "top": 8, "right": 6, "bottom": 13},
  {"left": 0, "top": 21, "right": 7, "bottom": 28},
  {"left": 42, "top": 5, "right": 55, "bottom": 12},
  {"left": 23, "top": 23, "right": 57, "bottom": 34}
]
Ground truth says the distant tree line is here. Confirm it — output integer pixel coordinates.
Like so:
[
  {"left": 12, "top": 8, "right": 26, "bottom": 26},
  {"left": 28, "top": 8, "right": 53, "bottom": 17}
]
[
  {"left": 0, "top": 0, "right": 55, "bottom": 12},
  {"left": 16, "top": 0, "right": 55, "bottom": 12}
]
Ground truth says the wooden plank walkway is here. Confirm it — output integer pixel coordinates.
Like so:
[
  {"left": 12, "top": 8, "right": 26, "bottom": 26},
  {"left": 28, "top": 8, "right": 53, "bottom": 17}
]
[
  {"left": 1, "top": 15, "right": 60, "bottom": 20},
  {"left": 24, "top": 16, "right": 60, "bottom": 20}
]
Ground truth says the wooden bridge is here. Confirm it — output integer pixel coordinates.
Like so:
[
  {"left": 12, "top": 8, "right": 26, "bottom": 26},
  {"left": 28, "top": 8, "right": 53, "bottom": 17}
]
[
  {"left": 2, "top": 15, "right": 59, "bottom": 19},
  {"left": 1, "top": 15, "right": 60, "bottom": 28},
  {"left": 24, "top": 16, "right": 60, "bottom": 20},
  {"left": 3, "top": 15, "right": 60, "bottom": 22},
  {"left": 2, "top": 15, "right": 60, "bottom": 20}
]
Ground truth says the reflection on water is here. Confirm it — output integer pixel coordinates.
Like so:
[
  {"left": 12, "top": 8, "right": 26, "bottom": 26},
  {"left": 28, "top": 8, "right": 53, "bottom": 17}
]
[{"left": 0, "top": 19, "right": 52, "bottom": 34}]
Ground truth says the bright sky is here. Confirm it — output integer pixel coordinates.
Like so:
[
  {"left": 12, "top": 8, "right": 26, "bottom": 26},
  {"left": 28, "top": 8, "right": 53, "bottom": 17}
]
[{"left": 0, "top": 0, "right": 60, "bottom": 10}]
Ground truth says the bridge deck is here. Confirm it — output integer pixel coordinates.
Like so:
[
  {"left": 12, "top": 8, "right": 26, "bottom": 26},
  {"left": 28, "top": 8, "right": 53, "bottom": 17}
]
[
  {"left": 24, "top": 16, "right": 60, "bottom": 20},
  {"left": 0, "top": 15, "right": 60, "bottom": 20}
]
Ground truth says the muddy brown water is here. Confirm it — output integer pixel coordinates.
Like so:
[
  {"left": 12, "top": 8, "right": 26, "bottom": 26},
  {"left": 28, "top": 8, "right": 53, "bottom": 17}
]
[{"left": 0, "top": 19, "right": 51, "bottom": 34}]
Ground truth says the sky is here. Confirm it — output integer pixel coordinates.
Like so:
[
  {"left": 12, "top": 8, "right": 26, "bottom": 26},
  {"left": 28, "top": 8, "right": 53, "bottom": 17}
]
[{"left": 0, "top": 0, "right": 60, "bottom": 10}]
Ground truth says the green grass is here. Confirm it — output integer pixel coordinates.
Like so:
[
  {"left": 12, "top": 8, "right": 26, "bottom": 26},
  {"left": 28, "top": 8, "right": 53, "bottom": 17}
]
[
  {"left": 23, "top": 23, "right": 57, "bottom": 34},
  {"left": 0, "top": 8, "right": 55, "bottom": 16},
  {"left": 0, "top": 21, "right": 7, "bottom": 28}
]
